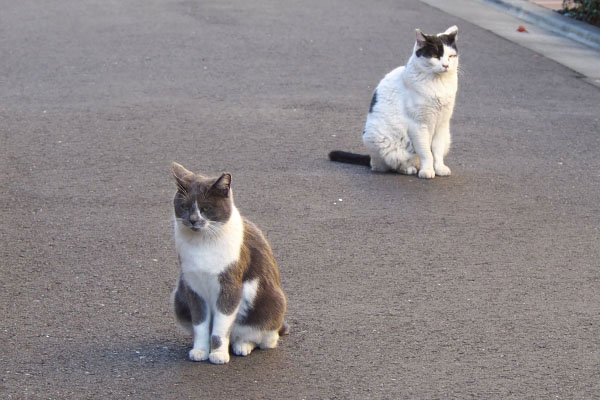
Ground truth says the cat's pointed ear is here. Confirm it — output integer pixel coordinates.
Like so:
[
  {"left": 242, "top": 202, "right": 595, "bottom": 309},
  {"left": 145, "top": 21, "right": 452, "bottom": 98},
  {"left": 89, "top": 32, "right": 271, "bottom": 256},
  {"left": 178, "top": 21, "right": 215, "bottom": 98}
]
[
  {"left": 443, "top": 25, "right": 458, "bottom": 41},
  {"left": 415, "top": 29, "right": 428, "bottom": 47},
  {"left": 171, "top": 162, "right": 192, "bottom": 189},
  {"left": 211, "top": 173, "right": 231, "bottom": 198}
]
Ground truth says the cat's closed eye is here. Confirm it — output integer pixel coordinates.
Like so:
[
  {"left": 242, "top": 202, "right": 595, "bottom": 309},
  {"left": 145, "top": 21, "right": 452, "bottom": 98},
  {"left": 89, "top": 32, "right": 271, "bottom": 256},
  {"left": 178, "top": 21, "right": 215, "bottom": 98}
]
[{"left": 449, "top": 54, "right": 457, "bottom": 58}]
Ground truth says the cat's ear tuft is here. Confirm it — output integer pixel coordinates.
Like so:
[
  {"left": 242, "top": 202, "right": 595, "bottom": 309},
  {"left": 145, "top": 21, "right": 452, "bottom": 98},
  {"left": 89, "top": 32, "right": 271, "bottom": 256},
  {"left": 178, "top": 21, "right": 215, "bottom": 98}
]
[
  {"left": 211, "top": 173, "right": 231, "bottom": 197},
  {"left": 415, "top": 29, "right": 428, "bottom": 47},
  {"left": 172, "top": 162, "right": 192, "bottom": 188},
  {"left": 444, "top": 25, "right": 458, "bottom": 40}
]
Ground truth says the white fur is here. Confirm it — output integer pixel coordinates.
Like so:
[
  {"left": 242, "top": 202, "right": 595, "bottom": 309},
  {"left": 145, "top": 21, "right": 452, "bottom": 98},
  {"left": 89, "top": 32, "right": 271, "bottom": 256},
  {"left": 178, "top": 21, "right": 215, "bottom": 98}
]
[
  {"left": 363, "top": 26, "right": 459, "bottom": 179},
  {"left": 209, "top": 309, "right": 238, "bottom": 364},
  {"left": 189, "top": 320, "right": 210, "bottom": 361},
  {"left": 174, "top": 206, "right": 243, "bottom": 278},
  {"left": 238, "top": 278, "right": 260, "bottom": 320},
  {"left": 230, "top": 325, "right": 280, "bottom": 357},
  {"left": 174, "top": 207, "right": 279, "bottom": 364}
]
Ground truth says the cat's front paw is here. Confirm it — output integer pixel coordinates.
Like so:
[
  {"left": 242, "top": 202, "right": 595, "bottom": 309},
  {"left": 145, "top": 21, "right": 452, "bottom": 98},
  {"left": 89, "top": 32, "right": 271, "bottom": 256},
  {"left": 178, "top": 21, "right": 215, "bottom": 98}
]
[
  {"left": 232, "top": 342, "right": 255, "bottom": 357},
  {"left": 435, "top": 165, "right": 451, "bottom": 176},
  {"left": 209, "top": 350, "right": 230, "bottom": 364},
  {"left": 418, "top": 168, "right": 435, "bottom": 179},
  {"left": 188, "top": 348, "right": 209, "bottom": 362}
]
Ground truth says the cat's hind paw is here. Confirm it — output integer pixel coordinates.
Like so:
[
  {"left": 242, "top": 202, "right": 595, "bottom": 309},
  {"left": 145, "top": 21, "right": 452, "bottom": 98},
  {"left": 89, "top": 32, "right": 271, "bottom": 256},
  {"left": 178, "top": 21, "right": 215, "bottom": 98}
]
[
  {"left": 188, "top": 348, "right": 209, "bottom": 362},
  {"left": 418, "top": 168, "right": 435, "bottom": 179},
  {"left": 232, "top": 342, "right": 255, "bottom": 357},
  {"left": 259, "top": 331, "right": 280, "bottom": 349},
  {"left": 435, "top": 165, "right": 451, "bottom": 176},
  {"left": 398, "top": 166, "right": 418, "bottom": 175},
  {"left": 209, "top": 350, "right": 230, "bottom": 364}
]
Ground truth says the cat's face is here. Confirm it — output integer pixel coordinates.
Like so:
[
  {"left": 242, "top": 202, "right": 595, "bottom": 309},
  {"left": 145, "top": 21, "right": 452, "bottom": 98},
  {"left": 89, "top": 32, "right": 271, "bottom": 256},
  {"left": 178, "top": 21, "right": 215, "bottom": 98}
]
[
  {"left": 172, "top": 162, "right": 233, "bottom": 234},
  {"left": 414, "top": 25, "right": 458, "bottom": 74}
]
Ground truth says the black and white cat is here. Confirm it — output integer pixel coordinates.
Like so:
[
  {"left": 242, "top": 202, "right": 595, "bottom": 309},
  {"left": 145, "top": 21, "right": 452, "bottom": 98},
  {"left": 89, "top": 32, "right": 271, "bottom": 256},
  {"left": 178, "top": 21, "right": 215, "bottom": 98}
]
[
  {"left": 170, "top": 162, "right": 288, "bottom": 364},
  {"left": 329, "top": 26, "right": 459, "bottom": 179}
]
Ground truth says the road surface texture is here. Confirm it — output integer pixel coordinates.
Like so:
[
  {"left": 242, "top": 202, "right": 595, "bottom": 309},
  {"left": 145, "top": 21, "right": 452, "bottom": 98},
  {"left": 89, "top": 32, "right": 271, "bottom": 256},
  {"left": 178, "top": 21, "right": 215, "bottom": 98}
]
[{"left": 2, "top": 0, "right": 599, "bottom": 398}]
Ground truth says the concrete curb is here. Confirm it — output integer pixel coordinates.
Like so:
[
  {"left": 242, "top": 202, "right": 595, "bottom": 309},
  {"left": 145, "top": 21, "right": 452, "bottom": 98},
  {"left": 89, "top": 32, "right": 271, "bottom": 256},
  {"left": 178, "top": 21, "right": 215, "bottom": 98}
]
[
  {"left": 421, "top": 0, "right": 600, "bottom": 86},
  {"left": 484, "top": 0, "right": 600, "bottom": 50}
]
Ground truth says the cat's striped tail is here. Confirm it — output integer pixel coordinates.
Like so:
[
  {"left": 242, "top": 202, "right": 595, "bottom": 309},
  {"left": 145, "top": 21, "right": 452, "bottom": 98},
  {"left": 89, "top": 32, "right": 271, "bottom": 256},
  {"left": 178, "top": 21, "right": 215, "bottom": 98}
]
[{"left": 328, "top": 151, "right": 371, "bottom": 167}]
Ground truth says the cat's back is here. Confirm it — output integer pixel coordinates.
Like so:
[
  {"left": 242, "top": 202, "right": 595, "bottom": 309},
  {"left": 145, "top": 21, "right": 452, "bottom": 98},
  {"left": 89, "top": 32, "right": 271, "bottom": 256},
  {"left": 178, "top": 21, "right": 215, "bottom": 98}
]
[
  {"left": 376, "top": 65, "right": 407, "bottom": 95},
  {"left": 382, "top": 65, "right": 406, "bottom": 83},
  {"left": 365, "top": 65, "right": 410, "bottom": 128},
  {"left": 375, "top": 61, "right": 457, "bottom": 113},
  {"left": 243, "top": 219, "right": 270, "bottom": 247}
]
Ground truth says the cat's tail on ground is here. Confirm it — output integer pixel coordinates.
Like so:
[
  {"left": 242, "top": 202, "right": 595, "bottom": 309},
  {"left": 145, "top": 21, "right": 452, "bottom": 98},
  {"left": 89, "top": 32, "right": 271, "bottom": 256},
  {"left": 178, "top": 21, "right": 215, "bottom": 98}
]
[
  {"left": 279, "top": 321, "right": 290, "bottom": 336},
  {"left": 328, "top": 151, "right": 371, "bottom": 167}
]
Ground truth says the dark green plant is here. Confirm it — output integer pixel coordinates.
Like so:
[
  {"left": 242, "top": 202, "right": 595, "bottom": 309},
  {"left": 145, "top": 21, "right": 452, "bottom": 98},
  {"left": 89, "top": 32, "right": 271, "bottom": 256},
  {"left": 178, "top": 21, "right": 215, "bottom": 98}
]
[{"left": 561, "top": 0, "right": 600, "bottom": 27}]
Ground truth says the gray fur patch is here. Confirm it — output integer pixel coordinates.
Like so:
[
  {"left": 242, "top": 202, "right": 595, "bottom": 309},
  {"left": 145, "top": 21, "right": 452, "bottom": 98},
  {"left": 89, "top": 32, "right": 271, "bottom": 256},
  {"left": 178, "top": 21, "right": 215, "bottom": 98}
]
[
  {"left": 211, "top": 335, "right": 222, "bottom": 350},
  {"left": 174, "top": 279, "right": 207, "bottom": 325},
  {"left": 234, "top": 221, "right": 287, "bottom": 331},
  {"left": 217, "top": 265, "right": 243, "bottom": 315},
  {"left": 188, "top": 288, "right": 207, "bottom": 325}
]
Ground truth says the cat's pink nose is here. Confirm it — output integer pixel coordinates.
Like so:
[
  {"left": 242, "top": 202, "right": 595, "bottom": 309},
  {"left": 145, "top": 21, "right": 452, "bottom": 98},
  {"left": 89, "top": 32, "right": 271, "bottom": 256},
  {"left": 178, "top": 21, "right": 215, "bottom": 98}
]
[{"left": 443, "top": 64, "right": 449, "bottom": 69}]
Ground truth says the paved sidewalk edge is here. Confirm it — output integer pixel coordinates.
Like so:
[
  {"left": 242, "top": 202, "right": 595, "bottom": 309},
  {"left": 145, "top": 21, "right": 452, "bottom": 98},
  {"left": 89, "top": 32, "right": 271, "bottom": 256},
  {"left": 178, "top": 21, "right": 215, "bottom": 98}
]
[{"left": 484, "top": 0, "right": 600, "bottom": 50}]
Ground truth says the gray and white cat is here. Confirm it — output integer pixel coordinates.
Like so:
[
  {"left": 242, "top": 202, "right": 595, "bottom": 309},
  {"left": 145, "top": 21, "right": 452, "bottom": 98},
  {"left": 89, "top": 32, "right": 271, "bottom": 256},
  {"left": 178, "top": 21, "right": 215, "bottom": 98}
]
[
  {"left": 170, "top": 162, "right": 288, "bottom": 364},
  {"left": 329, "top": 26, "right": 459, "bottom": 179}
]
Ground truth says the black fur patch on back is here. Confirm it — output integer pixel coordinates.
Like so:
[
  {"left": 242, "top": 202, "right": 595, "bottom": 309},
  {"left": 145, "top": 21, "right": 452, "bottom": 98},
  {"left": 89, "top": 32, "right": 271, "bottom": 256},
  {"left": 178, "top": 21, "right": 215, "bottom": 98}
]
[{"left": 369, "top": 90, "right": 378, "bottom": 113}]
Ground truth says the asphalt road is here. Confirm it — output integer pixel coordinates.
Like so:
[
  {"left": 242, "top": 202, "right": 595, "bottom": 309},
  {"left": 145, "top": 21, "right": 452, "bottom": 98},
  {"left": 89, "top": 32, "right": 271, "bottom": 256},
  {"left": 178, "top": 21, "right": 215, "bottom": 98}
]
[{"left": 2, "top": 0, "right": 599, "bottom": 398}]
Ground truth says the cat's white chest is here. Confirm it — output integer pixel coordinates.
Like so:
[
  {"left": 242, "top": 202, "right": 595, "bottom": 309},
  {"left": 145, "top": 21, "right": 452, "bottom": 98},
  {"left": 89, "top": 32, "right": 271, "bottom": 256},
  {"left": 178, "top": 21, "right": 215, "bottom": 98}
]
[
  {"left": 183, "top": 268, "right": 221, "bottom": 304},
  {"left": 433, "top": 80, "right": 457, "bottom": 106},
  {"left": 174, "top": 208, "right": 243, "bottom": 279},
  {"left": 416, "top": 76, "right": 456, "bottom": 107},
  {"left": 177, "top": 237, "right": 239, "bottom": 275},
  {"left": 176, "top": 230, "right": 242, "bottom": 303}
]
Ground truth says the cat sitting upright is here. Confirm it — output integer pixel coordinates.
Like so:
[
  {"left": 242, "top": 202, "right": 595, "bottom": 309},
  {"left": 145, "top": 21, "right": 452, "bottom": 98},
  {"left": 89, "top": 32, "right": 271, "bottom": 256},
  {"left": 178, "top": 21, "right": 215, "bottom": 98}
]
[
  {"left": 170, "top": 162, "right": 288, "bottom": 364},
  {"left": 329, "top": 26, "right": 459, "bottom": 179}
]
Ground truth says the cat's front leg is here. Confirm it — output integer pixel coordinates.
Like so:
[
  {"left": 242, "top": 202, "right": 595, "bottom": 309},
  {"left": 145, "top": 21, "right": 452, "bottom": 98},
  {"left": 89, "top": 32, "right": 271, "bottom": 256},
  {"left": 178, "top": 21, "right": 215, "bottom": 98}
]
[
  {"left": 409, "top": 124, "right": 435, "bottom": 179},
  {"left": 208, "top": 310, "right": 239, "bottom": 364},
  {"left": 432, "top": 115, "right": 452, "bottom": 177},
  {"left": 186, "top": 290, "right": 211, "bottom": 362},
  {"left": 208, "top": 281, "right": 243, "bottom": 364},
  {"left": 189, "top": 320, "right": 211, "bottom": 361}
]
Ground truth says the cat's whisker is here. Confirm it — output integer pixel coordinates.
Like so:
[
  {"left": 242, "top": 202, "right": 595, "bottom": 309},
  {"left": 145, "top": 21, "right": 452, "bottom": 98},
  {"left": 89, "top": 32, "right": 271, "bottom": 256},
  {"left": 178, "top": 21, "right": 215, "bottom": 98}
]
[
  {"left": 202, "top": 224, "right": 214, "bottom": 237},
  {"left": 205, "top": 223, "right": 223, "bottom": 240}
]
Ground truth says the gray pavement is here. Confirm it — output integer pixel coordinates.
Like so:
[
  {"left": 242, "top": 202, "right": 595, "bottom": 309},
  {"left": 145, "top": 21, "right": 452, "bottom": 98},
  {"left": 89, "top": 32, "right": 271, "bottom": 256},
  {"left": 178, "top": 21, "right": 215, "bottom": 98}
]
[
  {"left": 423, "top": 0, "right": 600, "bottom": 86},
  {"left": 487, "top": 0, "right": 600, "bottom": 50},
  {"left": 2, "top": 0, "right": 599, "bottom": 398}
]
